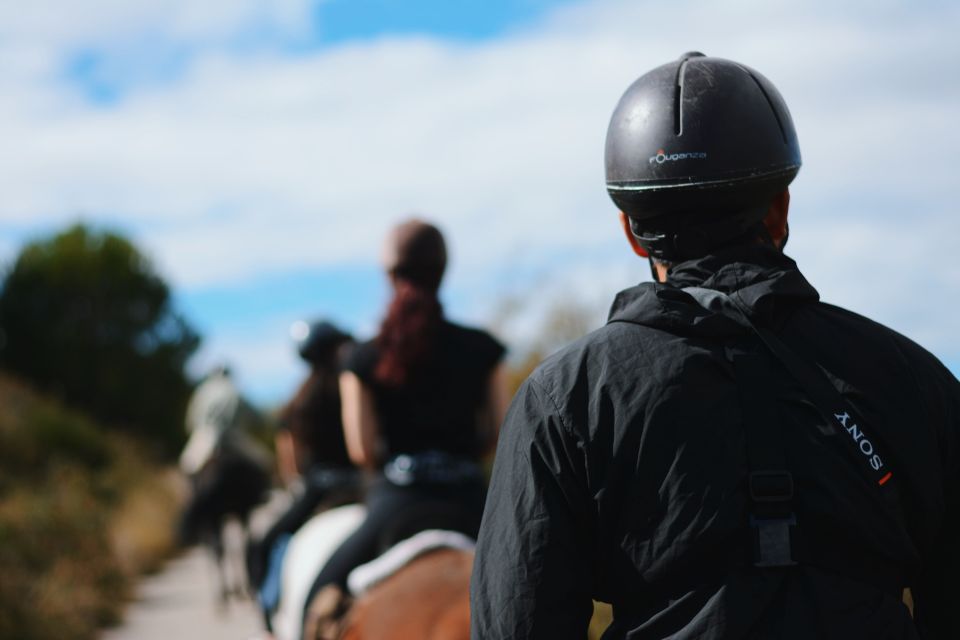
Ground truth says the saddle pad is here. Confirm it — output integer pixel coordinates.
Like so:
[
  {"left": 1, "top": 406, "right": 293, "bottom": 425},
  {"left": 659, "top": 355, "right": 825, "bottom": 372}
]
[{"left": 347, "top": 529, "right": 475, "bottom": 596}]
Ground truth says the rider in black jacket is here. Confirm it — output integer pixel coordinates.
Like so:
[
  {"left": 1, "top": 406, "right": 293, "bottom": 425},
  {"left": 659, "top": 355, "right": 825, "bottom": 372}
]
[{"left": 471, "top": 53, "right": 960, "bottom": 639}]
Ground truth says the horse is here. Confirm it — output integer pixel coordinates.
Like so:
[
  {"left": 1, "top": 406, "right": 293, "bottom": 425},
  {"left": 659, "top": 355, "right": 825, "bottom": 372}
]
[
  {"left": 272, "top": 501, "right": 478, "bottom": 640},
  {"left": 271, "top": 504, "right": 368, "bottom": 640},
  {"left": 178, "top": 437, "right": 272, "bottom": 607},
  {"left": 338, "top": 547, "right": 472, "bottom": 640}
]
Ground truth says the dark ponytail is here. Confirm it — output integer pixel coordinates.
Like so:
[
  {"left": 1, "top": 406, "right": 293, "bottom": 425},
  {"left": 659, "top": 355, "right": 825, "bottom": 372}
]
[
  {"left": 374, "top": 219, "right": 447, "bottom": 387},
  {"left": 374, "top": 279, "right": 442, "bottom": 386}
]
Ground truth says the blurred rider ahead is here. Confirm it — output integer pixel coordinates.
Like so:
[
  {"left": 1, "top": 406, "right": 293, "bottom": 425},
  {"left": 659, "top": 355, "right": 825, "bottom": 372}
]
[
  {"left": 303, "top": 218, "right": 508, "bottom": 626},
  {"left": 178, "top": 366, "right": 269, "bottom": 547},
  {"left": 248, "top": 320, "right": 359, "bottom": 628}
]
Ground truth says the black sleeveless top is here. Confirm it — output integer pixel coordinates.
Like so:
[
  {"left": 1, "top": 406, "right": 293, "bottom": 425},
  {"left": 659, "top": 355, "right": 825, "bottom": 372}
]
[{"left": 345, "top": 321, "right": 505, "bottom": 461}]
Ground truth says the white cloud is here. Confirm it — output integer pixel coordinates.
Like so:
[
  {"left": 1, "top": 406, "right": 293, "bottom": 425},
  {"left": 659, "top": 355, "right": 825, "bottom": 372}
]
[
  {"left": 2, "top": 0, "right": 960, "bottom": 397},
  {"left": 0, "top": 0, "right": 315, "bottom": 49}
]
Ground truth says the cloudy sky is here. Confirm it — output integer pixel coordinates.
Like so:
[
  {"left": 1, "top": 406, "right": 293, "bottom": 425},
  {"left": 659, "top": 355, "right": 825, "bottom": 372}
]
[{"left": 2, "top": 0, "right": 958, "bottom": 404}]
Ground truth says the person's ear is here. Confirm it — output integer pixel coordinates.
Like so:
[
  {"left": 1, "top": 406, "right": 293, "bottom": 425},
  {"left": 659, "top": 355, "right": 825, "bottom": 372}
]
[
  {"left": 619, "top": 211, "right": 649, "bottom": 258},
  {"left": 763, "top": 189, "right": 790, "bottom": 249}
]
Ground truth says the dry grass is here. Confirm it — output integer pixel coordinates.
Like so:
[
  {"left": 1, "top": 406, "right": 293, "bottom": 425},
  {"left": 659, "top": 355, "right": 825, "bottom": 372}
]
[
  {"left": 109, "top": 465, "right": 185, "bottom": 576},
  {"left": 0, "top": 373, "right": 185, "bottom": 640},
  {"left": 0, "top": 466, "right": 128, "bottom": 638}
]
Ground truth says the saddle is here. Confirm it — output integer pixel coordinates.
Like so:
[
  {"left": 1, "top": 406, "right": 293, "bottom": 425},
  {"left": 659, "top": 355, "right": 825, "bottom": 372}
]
[
  {"left": 303, "top": 500, "right": 479, "bottom": 640},
  {"left": 304, "top": 529, "right": 475, "bottom": 640},
  {"left": 348, "top": 529, "right": 476, "bottom": 597}
]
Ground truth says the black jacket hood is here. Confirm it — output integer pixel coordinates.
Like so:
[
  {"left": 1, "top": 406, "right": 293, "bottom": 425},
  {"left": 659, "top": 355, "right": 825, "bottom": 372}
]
[{"left": 607, "top": 245, "right": 819, "bottom": 339}]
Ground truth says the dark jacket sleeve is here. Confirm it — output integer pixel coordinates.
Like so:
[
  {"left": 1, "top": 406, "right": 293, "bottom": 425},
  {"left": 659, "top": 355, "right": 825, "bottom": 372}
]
[
  {"left": 912, "top": 361, "right": 960, "bottom": 638},
  {"left": 470, "top": 377, "right": 595, "bottom": 639}
]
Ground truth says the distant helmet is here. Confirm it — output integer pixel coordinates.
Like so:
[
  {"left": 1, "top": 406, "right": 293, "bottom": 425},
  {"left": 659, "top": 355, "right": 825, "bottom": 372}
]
[
  {"left": 290, "top": 320, "right": 352, "bottom": 366},
  {"left": 605, "top": 52, "right": 801, "bottom": 260}
]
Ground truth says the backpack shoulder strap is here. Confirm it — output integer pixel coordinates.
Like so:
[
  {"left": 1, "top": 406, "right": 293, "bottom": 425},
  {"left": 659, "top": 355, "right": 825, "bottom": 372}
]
[{"left": 683, "top": 286, "right": 894, "bottom": 489}]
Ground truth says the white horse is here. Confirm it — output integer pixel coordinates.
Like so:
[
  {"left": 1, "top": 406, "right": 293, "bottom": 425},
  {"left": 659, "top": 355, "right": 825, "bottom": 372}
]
[{"left": 270, "top": 504, "right": 367, "bottom": 640}]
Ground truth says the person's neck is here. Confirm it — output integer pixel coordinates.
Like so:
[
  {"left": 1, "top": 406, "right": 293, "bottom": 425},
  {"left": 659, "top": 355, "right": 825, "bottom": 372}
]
[
  {"left": 653, "top": 236, "right": 787, "bottom": 283},
  {"left": 652, "top": 260, "right": 669, "bottom": 283}
]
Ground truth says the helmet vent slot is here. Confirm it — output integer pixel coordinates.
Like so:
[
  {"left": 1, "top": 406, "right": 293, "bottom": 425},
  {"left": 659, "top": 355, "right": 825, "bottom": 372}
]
[
  {"left": 673, "top": 59, "right": 689, "bottom": 136},
  {"left": 745, "top": 69, "right": 788, "bottom": 143}
]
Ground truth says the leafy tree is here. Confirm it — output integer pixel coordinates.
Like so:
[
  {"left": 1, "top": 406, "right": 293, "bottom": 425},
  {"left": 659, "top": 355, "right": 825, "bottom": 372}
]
[{"left": 0, "top": 224, "right": 200, "bottom": 454}]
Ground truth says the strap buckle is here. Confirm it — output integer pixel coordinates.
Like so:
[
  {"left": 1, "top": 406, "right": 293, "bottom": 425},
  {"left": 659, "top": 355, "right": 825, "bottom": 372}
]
[
  {"left": 749, "top": 470, "right": 793, "bottom": 502},
  {"left": 750, "top": 514, "right": 798, "bottom": 568},
  {"left": 748, "top": 470, "right": 796, "bottom": 567}
]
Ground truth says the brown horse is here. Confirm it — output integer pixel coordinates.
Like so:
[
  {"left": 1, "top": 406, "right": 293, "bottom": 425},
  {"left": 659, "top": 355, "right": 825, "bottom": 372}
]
[{"left": 306, "top": 547, "right": 472, "bottom": 640}]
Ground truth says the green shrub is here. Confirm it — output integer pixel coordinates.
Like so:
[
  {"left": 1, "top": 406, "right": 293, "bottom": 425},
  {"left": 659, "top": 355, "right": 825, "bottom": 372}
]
[
  {"left": 0, "top": 388, "right": 112, "bottom": 498},
  {"left": 31, "top": 404, "right": 112, "bottom": 469},
  {"left": 0, "top": 224, "right": 200, "bottom": 455}
]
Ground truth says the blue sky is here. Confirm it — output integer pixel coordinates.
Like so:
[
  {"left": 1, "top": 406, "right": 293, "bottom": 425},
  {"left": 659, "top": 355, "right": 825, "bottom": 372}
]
[
  {"left": 2, "top": 0, "right": 958, "bottom": 404},
  {"left": 313, "top": 0, "right": 577, "bottom": 43}
]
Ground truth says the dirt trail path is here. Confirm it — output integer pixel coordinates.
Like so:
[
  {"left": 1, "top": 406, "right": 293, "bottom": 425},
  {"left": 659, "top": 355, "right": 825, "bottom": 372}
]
[{"left": 101, "top": 547, "right": 262, "bottom": 640}]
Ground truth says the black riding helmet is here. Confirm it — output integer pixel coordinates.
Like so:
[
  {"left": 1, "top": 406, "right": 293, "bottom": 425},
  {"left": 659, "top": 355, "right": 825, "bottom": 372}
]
[
  {"left": 605, "top": 52, "right": 801, "bottom": 261},
  {"left": 291, "top": 319, "right": 352, "bottom": 367}
]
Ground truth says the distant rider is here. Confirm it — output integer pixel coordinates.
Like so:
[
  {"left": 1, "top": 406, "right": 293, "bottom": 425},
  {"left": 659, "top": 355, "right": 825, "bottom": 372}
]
[
  {"left": 303, "top": 218, "right": 509, "bottom": 635},
  {"left": 178, "top": 366, "right": 270, "bottom": 549},
  {"left": 248, "top": 320, "right": 360, "bottom": 628}
]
